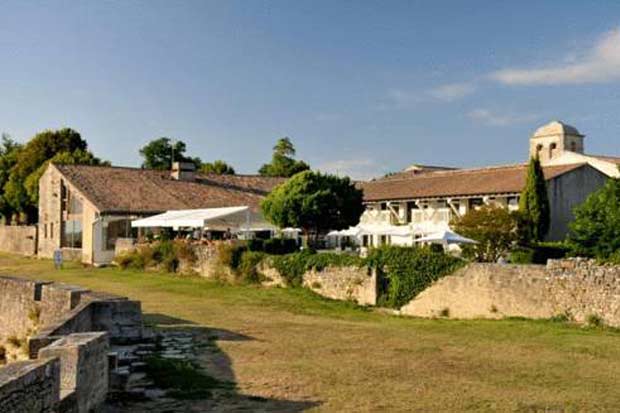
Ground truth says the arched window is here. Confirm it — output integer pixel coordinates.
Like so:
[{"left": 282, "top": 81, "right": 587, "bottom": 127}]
[
  {"left": 549, "top": 142, "right": 557, "bottom": 158},
  {"left": 536, "top": 144, "right": 543, "bottom": 156}
]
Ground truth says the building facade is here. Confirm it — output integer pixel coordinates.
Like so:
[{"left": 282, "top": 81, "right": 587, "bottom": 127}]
[
  {"left": 38, "top": 162, "right": 283, "bottom": 265},
  {"left": 358, "top": 121, "right": 617, "bottom": 245}
]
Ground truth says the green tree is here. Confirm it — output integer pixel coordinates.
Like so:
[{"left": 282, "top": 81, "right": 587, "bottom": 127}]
[
  {"left": 519, "top": 156, "right": 550, "bottom": 242},
  {"left": 261, "top": 170, "right": 364, "bottom": 244},
  {"left": 451, "top": 205, "right": 519, "bottom": 262},
  {"left": 139, "top": 137, "right": 201, "bottom": 170},
  {"left": 568, "top": 175, "right": 620, "bottom": 259},
  {"left": 200, "top": 160, "right": 235, "bottom": 175},
  {"left": 0, "top": 134, "right": 23, "bottom": 221},
  {"left": 258, "top": 137, "right": 310, "bottom": 177},
  {"left": 3, "top": 128, "right": 106, "bottom": 223}
]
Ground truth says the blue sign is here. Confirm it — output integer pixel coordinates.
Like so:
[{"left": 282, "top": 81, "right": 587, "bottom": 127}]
[{"left": 53, "top": 249, "right": 63, "bottom": 269}]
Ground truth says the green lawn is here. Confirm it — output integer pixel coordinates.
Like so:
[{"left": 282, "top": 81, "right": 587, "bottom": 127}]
[{"left": 2, "top": 253, "right": 620, "bottom": 412}]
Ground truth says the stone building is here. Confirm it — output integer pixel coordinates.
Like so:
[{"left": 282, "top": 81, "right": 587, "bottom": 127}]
[
  {"left": 37, "top": 162, "right": 283, "bottom": 265},
  {"left": 359, "top": 121, "right": 619, "bottom": 244}
]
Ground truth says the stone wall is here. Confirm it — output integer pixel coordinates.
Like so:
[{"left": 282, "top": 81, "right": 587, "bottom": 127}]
[
  {"left": 302, "top": 266, "right": 377, "bottom": 306},
  {"left": 0, "top": 358, "right": 60, "bottom": 413},
  {"left": 260, "top": 263, "right": 378, "bottom": 305},
  {"left": 0, "top": 225, "right": 37, "bottom": 256},
  {"left": 0, "top": 276, "right": 145, "bottom": 412},
  {"left": 401, "top": 259, "right": 620, "bottom": 327},
  {"left": 39, "top": 333, "right": 108, "bottom": 413}
]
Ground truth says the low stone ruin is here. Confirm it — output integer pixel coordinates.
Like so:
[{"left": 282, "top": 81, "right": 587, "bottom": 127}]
[{"left": 0, "top": 276, "right": 147, "bottom": 412}]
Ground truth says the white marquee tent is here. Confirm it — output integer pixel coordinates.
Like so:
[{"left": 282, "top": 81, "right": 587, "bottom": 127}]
[{"left": 131, "top": 206, "right": 274, "bottom": 231}]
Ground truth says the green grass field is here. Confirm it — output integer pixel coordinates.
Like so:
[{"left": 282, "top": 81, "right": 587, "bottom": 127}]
[{"left": 2, "top": 253, "right": 619, "bottom": 412}]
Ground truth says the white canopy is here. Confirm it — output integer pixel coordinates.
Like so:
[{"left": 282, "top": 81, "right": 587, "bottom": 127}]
[
  {"left": 414, "top": 229, "right": 478, "bottom": 245},
  {"left": 131, "top": 206, "right": 250, "bottom": 229}
]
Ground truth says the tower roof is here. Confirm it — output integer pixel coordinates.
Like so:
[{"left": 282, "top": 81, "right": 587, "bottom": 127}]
[{"left": 532, "top": 120, "right": 583, "bottom": 138}]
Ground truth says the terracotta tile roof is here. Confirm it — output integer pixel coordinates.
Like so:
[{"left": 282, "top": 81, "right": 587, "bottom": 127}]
[
  {"left": 53, "top": 164, "right": 285, "bottom": 214},
  {"left": 360, "top": 163, "right": 587, "bottom": 202}
]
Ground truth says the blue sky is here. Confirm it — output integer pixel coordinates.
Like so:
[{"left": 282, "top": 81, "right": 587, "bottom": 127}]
[{"left": 1, "top": 1, "right": 619, "bottom": 179}]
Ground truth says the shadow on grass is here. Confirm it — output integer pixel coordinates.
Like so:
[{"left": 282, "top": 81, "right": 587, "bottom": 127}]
[{"left": 122, "top": 313, "right": 322, "bottom": 412}]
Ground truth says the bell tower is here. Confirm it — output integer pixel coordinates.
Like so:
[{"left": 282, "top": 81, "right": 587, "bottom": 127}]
[{"left": 529, "top": 120, "right": 584, "bottom": 163}]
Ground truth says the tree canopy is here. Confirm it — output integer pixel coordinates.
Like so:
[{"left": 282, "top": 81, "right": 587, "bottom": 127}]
[
  {"left": 451, "top": 205, "right": 519, "bottom": 262},
  {"left": 200, "top": 160, "right": 235, "bottom": 175},
  {"left": 258, "top": 137, "right": 310, "bottom": 177},
  {"left": 569, "top": 175, "right": 620, "bottom": 260},
  {"left": 139, "top": 137, "right": 201, "bottom": 170},
  {"left": 0, "top": 128, "right": 107, "bottom": 223},
  {"left": 261, "top": 170, "right": 364, "bottom": 241},
  {"left": 519, "top": 157, "right": 550, "bottom": 242}
]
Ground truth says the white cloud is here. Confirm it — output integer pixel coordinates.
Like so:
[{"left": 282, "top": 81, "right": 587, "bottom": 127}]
[
  {"left": 428, "top": 82, "right": 476, "bottom": 101},
  {"left": 492, "top": 27, "right": 620, "bottom": 85},
  {"left": 317, "top": 158, "right": 382, "bottom": 181},
  {"left": 467, "top": 108, "right": 539, "bottom": 126},
  {"left": 377, "top": 89, "right": 422, "bottom": 110}
]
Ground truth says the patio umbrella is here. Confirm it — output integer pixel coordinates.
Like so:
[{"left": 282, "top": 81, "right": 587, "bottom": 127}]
[{"left": 414, "top": 229, "right": 478, "bottom": 245}]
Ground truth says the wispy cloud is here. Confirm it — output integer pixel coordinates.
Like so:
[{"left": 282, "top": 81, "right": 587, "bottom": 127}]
[
  {"left": 377, "top": 89, "right": 422, "bottom": 110},
  {"left": 428, "top": 82, "right": 476, "bottom": 101},
  {"left": 467, "top": 108, "right": 539, "bottom": 126},
  {"left": 317, "top": 158, "right": 382, "bottom": 181},
  {"left": 491, "top": 27, "right": 620, "bottom": 85}
]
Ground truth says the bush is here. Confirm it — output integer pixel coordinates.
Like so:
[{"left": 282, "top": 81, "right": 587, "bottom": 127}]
[
  {"left": 238, "top": 251, "right": 266, "bottom": 283},
  {"left": 216, "top": 242, "right": 247, "bottom": 271},
  {"left": 366, "top": 246, "right": 465, "bottom": 309},
  {"left": 246, "top": 237, "right": 298, "bottom": 255},
  {"left": 509, "top": 242, "right": 570, "bottom": 264},
  {"left": 451, "top": 205, "right": 519, "bottom": 262},
  {"left": 246, "top": 238, "right": 265, "bottom": 252}
]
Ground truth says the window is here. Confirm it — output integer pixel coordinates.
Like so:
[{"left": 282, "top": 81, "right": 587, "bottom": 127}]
[
  {"left": 50, "top": 223, "right": 53, "bottom": 239},
  {"left": 62, "top": 220, "right": 82, "bottom": 248},
  {"left": 69, "top": 194, "right": 83, "bottom": 215},
  {"left": 43, "top": 224, "right": 47, "bottom": 239},
  {"left": 105, "top": 219, "right": 138, "bottom": 250},
  {"left": 571, "top": 141, "right": 577, "bottom": 152},
  {"left": 380, "top": 203, "right": 388, "bottom": 211}
]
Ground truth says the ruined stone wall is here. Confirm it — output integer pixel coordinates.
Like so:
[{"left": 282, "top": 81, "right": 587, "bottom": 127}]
[
  {"left": 302, "top": 266, "right": 377, "bottom": 306},
  {"left": 0, "top": 276, "right": 144, "bottom": 412},
  {"left": 401, "top": 259, "right": 620, "bottom": 327},
  {"left": 0, "top": 358, "right": 60, "bottom": 413},
  {"left": 0, "top": 225, "right": 37, "bottom": 256}
]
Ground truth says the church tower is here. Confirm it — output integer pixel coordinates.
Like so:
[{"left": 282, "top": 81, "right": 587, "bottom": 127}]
[{"left": 529, "top": 121, "right": 584, "bottom": 163}]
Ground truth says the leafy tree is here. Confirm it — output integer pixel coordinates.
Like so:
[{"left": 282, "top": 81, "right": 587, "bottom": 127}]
[
  {"left": 139, "top": 137, "right": 201, "bottom": 170},
  {"left": 258, "top": 137, "right": 310, "bottom": 177},
  {"left": 261, "top": 170, "right": 364, "bottom": 244},
  {"left": 0, "top": 134, "right": 23, "bottom": 221},
  {"left": 568, "top": 175, "right": 620, "bottom": 259},
  {"left": 451, "top": 205, "right": 519, "bottom": 262},
  {"left": 3, "top": 128, "right": 106, "bottom": 223},
  {"left": 519, "top": 157, "right": 550, "bottom": 242},
  {"left": 200, "top": 160, "right": 235, "bottom": 175}
]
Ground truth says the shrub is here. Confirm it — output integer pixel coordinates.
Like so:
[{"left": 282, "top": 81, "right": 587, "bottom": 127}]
[
  {"left": 587, "top": 314, "right": 603, "bottom": 327},
  {"left": 216, "top": 242, "right": 247, "bottom": 271},
  {"left": 264, "top": 238, "right": 298, "bottom": 255},
  {"left": 238, "top": 251, "right": 266, "bottom": 283},
  {"left": 174, "top": 240, "right": 197, "bottom": 265},
  {"left": 366, "top": 246, "right": 465, "bottom": 309},
  {"left": 451, "top": 205, "right": 519, "bottom": 262},
  {"left": 145, "top": 356, "right": 224, "bottom": 399},
  {"left": 510, "top": 242, "right": 570, "bottom": 264},
  {"left": 246, "top": 238, "right": 265, "bottom": 252}
]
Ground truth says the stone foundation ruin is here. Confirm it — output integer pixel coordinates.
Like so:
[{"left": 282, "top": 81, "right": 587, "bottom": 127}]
[{"left": 0, "top": 276, "right": 145, "bottom": 412}]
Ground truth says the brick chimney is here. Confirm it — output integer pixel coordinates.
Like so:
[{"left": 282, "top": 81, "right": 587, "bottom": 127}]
[{"left": 171, "top": 162, "right": 196, "bottom": 181}]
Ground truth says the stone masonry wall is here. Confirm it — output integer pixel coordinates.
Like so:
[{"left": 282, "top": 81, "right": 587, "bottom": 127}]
[
  {"left": 0, "top": 358, "right": 60, "bottom": 413},
  {"left": 401, "top": 259, "right": 620, "bottom": 327},
  {"left": 0, "top": 225, "right": 37, "bottom": 256},
  {"left": 302, "top": 266, "right": 377, "bottom": 306}
]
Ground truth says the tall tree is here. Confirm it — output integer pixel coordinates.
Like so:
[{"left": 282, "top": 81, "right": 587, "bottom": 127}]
[
  {"left": 200, "top": 160, "right": 235, "bottom": 175},
  {"left": 3, "top": 128, "right": 106, "bottom": 223},
  {"left": 569, "top": 174, "right": 620, "bottom": 259},
  {"left": 259, "top": 137, "right": 310, "bottom": 177},
  {"left": 139, "top": 137, "right": 201, "bottom": 170},
  {"left": 261, "top": 170, "right": 364, "bottom": 244},
  {"left": 519, "top": 156, "right": 550, "bottom": 242},
  {"left": 0, "top": 134, "right": 23, "bottom": 221}
]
